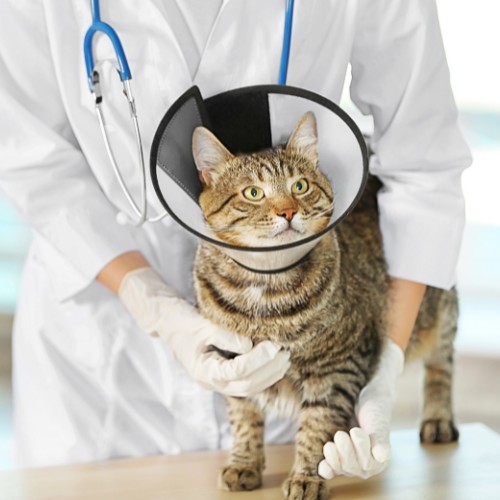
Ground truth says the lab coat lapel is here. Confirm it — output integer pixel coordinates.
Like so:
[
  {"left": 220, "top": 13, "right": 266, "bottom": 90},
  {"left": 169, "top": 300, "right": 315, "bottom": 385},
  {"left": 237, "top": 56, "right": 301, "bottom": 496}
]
[
  {"left": 192, "top": 0, "right": 229, "bottom": 79},
  {"left": 194, "top": 0, "right": 287, "bottom": 95},
  {"left": 144, "top": 0, "right": 196, "bottom": 101}
]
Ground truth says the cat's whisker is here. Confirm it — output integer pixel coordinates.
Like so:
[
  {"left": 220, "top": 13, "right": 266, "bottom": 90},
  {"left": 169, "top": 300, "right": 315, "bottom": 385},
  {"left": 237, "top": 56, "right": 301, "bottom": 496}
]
[
  {"left": 205, "top": 223, "right": 264, "bottom": 233},
  {"left": 305, "top": 204, "right": 335, "bottom": 220}
]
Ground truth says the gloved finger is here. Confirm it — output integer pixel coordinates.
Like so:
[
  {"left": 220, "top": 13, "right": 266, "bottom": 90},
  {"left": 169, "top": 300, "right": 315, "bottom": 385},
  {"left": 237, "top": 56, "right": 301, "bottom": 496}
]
[
  {"left": 356, "top": 398, "right": 391, "bottom": 463},
  {"left": 204, "top": 327, "right": 253, "bottom": 355},
  {"left": 195, "top": 348, "right": 288, "bottom": 393},
  {"left": 318, "top": 459, "right": 334, "bottom": 480},
  {"left": 206, "top": 341, "right": 286, "bottom": 382},
  {"left": 350, "top": 427, "right": 373, "bottom": 471},
  {"left": 350, "top": 428, "right": 389, "bottom": 479},
  {"left": 334, "top": 430, "right": 362, "bottom": 477},
  {"left": 370, "top": 431, "right": 391, "bottom": 464},
  {"left": 322, "top": 441, "right": 341, "bottom": 475},
  {"left": 219, "top": 351, "right": 291, "bottom": 396},
  {"left": 356, "top": 395, "right": 392, "bottom": 430}
]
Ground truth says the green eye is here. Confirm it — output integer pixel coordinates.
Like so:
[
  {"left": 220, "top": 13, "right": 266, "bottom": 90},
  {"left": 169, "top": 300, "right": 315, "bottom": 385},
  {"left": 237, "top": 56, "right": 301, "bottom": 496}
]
[
  {"left": 291, "top": 178, "right": 309, "bottom": 194},
  {"left": 242, "top": 186, "right": 265, "bottom": 201}
]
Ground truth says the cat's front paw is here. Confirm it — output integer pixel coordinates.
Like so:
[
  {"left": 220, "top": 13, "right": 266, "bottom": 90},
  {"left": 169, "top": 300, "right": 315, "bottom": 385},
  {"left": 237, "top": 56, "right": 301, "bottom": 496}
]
[
  {"left": 218, "top": 463, "right": 262, "bottom": 491},
  {"left": 282, "top": 474, "right": 329, "bottom": 500},
  {"left": 420, "top": 418, "right": 459, "bottom": 444}
]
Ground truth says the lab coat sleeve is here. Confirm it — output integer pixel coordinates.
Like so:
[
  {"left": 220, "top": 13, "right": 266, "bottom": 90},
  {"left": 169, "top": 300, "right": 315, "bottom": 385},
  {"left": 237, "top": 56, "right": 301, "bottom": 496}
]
[
  {"left": 349, "top": 0, "right": 472, "bottom": 289},
  {"left": 0, "top": 1, "right": 139, "bottom": 300}
]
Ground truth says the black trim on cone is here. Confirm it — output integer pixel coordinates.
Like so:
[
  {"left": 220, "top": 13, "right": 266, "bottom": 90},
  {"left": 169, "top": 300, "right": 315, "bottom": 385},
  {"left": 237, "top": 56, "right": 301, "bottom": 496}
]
[{"left": 150, "top": 84, "right": 369, "bottom": 261}]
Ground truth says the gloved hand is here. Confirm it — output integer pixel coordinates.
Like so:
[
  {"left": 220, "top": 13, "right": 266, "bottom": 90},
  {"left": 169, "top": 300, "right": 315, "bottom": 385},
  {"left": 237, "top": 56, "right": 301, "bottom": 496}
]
[
  {"left": 119, "top": 267, "right": 290, "bottom": 397},
  {"left": 318, "top": 338, "right": 404, "bottom": 480}
]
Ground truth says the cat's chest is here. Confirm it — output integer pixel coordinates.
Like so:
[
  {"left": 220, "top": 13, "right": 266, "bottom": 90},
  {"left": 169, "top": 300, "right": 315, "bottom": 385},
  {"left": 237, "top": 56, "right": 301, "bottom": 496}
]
[
  {"left": 208, "top": 271, "right": 288, "bottom": 316},
  {"left": 221, "top": 281, "right": 303, "bottom": 336},
  {"left": 194, "top": 242, "right": 340, "bottom": 346},
  {"left": 240, "top": 285, "right": 268, "bottom": 306}
]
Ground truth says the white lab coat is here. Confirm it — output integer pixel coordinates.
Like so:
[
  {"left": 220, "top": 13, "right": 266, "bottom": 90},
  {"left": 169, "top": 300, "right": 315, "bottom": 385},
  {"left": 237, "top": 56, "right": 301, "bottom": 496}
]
[{"left": 0, "top": 0, "right": 471, "bottom": 467}]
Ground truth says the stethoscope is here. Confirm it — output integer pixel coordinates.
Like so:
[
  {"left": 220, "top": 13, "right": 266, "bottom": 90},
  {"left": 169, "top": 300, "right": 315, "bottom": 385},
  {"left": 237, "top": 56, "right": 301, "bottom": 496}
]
[{"left": 83, "top": 0, "right": 296, "bottom": 227}]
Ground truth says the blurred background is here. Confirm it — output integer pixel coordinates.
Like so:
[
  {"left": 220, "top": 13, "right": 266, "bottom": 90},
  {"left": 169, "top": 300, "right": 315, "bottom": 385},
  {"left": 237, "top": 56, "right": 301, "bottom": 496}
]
[{"left": 1, "top": 0, "right": 499, "bottom": 470}]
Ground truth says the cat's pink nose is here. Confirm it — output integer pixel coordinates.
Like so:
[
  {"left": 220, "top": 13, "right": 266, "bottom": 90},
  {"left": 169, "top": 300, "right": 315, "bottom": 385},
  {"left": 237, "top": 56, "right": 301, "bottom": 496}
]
[{"left": 277, "top": 208, "right": 297, "bottom": 221}]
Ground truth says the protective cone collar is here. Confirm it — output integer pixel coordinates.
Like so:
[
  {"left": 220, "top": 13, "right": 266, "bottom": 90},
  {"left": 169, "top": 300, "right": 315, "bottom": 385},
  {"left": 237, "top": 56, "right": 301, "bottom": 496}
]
[{"left": 150, "top": 85, "right": 368, "bottom": 273}]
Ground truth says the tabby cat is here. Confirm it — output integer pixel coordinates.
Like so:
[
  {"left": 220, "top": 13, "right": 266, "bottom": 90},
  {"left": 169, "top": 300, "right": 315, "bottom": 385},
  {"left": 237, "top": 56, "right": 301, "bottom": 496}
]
[{"left": 191, "top": 113, "right": 459, "bottom": 500}]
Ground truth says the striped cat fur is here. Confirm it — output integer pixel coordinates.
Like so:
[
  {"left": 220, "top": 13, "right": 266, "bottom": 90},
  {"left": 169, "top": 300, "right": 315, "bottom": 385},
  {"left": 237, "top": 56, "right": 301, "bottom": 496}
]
[{"left": 192, "top": 113, "right": 459, "bottom": 500}]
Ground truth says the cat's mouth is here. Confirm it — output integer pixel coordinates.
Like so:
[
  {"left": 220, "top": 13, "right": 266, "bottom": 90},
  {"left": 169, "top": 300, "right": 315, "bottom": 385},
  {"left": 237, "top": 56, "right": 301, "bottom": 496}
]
[{"left": 273, "top": 227, "right": 304, "bottom": 242}]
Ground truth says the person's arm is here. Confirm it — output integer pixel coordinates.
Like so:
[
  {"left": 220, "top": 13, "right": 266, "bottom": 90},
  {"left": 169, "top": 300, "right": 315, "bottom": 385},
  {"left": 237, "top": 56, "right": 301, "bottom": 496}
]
[
  {"left": 97, "top": 252, "right": 293, "bottom": 397},
  {"left": 0, "top": 1, "right": 139, "bottom": 301},
  {"left": 116, "top": 263, "right": 291, "bottom": 397},
  {"left": 350, "top": 0, "right": 472, "bottom": 290},
  {"left": 386, "top": 278, "right": 427, "bottom": 351},
  {"left": 319, "top": 0, "right": 471, "bottom": 480},
  {"left": 319, "top": 278, "right": 424, "bottom": 479},
  {"left": 97, "top": 251, "right": 150, "bottom": 294}
]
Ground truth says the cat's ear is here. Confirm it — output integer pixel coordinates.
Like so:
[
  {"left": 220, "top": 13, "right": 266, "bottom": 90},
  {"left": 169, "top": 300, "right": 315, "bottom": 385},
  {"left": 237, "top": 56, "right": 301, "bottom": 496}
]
[
  {"left": 286, "top": 112, "right": 318, "bottom": 164},
  {"left": 192, "top": 127, "right": 234, "bottom": 187}
]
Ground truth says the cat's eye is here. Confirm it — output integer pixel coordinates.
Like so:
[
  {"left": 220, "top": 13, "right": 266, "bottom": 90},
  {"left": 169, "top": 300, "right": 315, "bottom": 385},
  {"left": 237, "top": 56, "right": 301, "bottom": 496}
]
[
  {"left": 242, "top": 186, "right": 265, "bottom": 201},
  {"left": 291, "top": 178, "right": 309, "bottom": 195}
]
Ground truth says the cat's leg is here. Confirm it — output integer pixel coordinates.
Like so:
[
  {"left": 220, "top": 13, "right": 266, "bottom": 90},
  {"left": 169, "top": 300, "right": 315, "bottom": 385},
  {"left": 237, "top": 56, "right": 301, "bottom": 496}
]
[
  {"left": 283, "top": 379, "right": 357, "bottom": 500},
  {"left": 219, "top": 396, "right": 265, "bottom": 491},
  {"left": 420, "top": 297, "right": 459, "bottom": 444}
]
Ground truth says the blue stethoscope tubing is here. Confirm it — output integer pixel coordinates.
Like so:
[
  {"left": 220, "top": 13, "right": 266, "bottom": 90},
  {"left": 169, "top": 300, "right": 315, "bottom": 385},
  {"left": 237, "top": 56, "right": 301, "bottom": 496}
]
[
  {"left": 84, "top": 0, "right": 164, "bottom": 225},
  {"left": 278, "top": 0, "right": 295, "bottom": 85},
  {"left": 84, "top": 0, "right": 295, "bottom": 226},
  {"left": 83, "top": 0, "right": 131, "bottom": 92}
]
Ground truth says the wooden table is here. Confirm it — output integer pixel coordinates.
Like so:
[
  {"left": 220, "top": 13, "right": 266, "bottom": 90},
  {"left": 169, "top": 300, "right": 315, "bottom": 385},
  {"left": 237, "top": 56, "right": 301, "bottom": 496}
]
[{"left": 1, "top": 423, "right": 499, "bottom": 500}]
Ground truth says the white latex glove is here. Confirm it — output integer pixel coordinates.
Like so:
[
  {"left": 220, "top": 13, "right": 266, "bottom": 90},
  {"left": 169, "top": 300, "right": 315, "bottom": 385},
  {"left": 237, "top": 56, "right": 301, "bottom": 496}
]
[
  {"left": 318, "top": 339, "right": 404, "bottom": 480},
  {"left": 119, "top": 267, "right": 291, "bottom": 397}
]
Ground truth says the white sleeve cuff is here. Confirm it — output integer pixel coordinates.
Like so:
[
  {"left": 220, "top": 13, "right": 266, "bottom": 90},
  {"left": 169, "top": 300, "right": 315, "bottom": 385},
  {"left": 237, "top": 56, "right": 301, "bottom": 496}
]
[
  {"left": 377, "top": 178, "right": 465, "bottom": 290},
  {"left": 38, "top": 200, "right": 140, "bottom": 301}
]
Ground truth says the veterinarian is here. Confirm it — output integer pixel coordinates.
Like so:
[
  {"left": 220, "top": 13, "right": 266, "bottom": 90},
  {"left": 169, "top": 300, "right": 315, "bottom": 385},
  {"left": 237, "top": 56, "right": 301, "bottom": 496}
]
[{"left": 0, "top": 0, "right": 471, "bottom": 476}]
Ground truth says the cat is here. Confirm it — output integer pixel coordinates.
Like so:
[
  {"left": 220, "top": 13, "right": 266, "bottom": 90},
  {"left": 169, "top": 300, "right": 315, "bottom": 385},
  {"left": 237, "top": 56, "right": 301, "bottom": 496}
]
[{"left": 191, "top": 112, "right": 459, "bottom": 500}]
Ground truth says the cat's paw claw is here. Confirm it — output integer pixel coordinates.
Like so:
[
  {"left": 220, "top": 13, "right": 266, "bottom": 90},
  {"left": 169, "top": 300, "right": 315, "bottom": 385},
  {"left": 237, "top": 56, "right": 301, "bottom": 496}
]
[
  {"left": 420, "top": 418, "right": 459, "bottom": 444},
  {"left": 282, "top": 475, "right": 328, "bottom": 500},
  {"left": 218, "top": 463, "right": 262, "bottom": 491}
]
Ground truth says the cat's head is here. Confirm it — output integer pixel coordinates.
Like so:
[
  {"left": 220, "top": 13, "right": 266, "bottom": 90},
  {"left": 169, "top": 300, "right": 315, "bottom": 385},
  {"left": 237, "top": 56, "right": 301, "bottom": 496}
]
[{"left": 192, "top": 112, "right": 334, "bottom": 247}]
